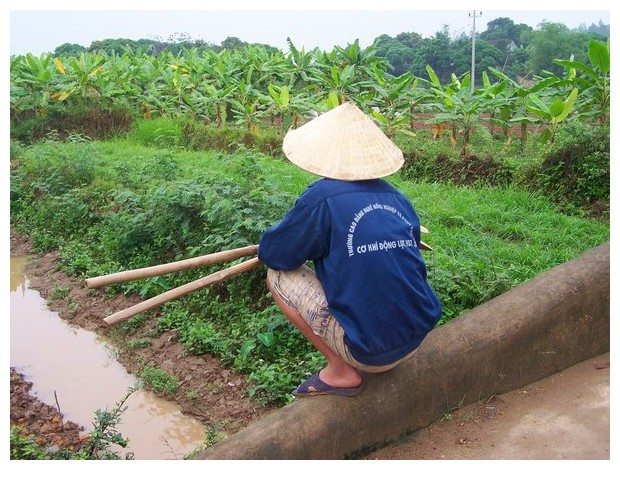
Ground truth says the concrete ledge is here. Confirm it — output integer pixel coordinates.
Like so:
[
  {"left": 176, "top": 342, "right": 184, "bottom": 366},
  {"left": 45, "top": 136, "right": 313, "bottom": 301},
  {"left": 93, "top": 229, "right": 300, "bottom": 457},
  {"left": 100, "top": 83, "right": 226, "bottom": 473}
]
[{"left": 191, "top": 242, "right": 610, "bottom": 460}]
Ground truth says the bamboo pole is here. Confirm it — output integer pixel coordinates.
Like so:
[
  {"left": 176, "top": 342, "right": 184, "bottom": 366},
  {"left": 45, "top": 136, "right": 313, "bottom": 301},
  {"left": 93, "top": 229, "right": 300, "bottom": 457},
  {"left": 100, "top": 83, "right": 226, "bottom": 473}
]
[
  {"left": 420, "top": 241, "right": 433, "bottom": 252},
  {"left": 86, "top": 245, "right": 258, "bottom": 289},
  {"left": 103, "top": 257, "right": 263, "bottom": 326}
]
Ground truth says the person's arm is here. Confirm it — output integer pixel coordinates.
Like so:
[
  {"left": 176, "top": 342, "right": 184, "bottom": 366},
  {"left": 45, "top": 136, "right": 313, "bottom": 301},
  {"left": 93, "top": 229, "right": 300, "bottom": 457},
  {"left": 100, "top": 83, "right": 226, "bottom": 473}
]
[{"left": 258, "top": 197, "right": 329, "bottom": 270}]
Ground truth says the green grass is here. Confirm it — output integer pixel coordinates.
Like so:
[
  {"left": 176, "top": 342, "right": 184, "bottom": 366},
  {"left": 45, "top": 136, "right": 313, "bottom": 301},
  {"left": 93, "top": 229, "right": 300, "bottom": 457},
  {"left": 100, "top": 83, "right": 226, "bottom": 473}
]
[
  {"left": 9, "top": 129, "right": 610, "bottom": 406},
  {"left": 140, "top": 366, "right": 179, "bottom": 396},
  {"left": 130, "top": 118, "right": 184, "bottom": 148},
  {"left": 396, "top": 181, "right": 608, "bottom": 320}
]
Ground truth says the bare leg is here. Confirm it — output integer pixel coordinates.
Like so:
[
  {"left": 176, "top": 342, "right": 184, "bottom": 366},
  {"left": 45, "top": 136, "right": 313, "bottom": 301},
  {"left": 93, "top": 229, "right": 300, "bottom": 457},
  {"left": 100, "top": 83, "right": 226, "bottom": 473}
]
[{"left": 267, "top": 279, "right": 362, "bottom": 390}]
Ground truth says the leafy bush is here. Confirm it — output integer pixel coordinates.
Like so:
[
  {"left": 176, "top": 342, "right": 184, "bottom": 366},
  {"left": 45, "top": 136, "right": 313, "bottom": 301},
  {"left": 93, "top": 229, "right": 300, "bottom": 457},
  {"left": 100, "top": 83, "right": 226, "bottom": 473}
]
[
  {"left": 10, "top": 426, "right": 49, "bottom": 459},
  {"left": 401, "top": 145, "right": 513, "bottom": 187},
  {"left": 182, "top": 121, "right": 254, "bottom": 153},
  {"left": 179, "top": 319, "right": 232, "bottom": 356},
  {"left": 10, "top": 389, "right": 136, "bottom": 460},
  {"left": 14, "top": 135, "right": 98, "bottom": 195},
  {"left": 537, "top": 121, "right": 610, "bottom": 217},
  {"left": 10, "top": 139, "right": 25, "bottom": 162},
  {"left": 10, "top": 103, "right": 134, "bottom": 144},
  {"left": 182, "top": 120, "right": 284, "bottom": 157}
]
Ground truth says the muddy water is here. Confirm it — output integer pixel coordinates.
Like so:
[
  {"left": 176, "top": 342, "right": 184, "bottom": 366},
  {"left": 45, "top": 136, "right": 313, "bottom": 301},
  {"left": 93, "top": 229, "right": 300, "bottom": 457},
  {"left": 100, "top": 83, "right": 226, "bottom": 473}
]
[{"left": 10, "top": 256, "right": 206, "bottom": 460}]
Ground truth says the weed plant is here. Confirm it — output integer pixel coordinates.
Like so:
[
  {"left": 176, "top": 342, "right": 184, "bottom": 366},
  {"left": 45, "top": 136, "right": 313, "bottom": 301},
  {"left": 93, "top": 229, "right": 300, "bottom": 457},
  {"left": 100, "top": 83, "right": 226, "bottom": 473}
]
[
  {"left": 140, "top": 366, "right": 179, "bottom": 396},
  {"left": 10, "top": 388, "right": 136, "bottom": 460}
]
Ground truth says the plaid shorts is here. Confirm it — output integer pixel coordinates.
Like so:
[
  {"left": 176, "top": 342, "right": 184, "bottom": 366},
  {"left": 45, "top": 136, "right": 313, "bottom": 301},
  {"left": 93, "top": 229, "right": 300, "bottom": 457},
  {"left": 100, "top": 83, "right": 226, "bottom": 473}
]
[{"left": 267, "top": 265, "right": 413, "bottom": 373}]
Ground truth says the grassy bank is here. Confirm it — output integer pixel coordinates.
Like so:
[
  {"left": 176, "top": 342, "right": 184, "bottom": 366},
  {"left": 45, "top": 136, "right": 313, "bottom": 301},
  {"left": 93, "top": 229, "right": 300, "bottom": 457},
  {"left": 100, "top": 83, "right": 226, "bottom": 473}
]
[{"left": 10, "top": 133, "right": 610, "bottom": 405}]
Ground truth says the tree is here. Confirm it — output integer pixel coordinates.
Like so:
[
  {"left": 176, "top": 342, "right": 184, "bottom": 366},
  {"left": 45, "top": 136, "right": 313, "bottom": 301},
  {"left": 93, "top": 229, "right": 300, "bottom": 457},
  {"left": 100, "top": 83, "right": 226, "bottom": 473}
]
[
  {"left": 526, "top": 87, "right": 579, "bottom": 143},
  {"left": 481, "top": 17, "right": 532, "bottom": 51},
  {"left": 365, "top": 67, "right": 415, "bottom": 138},
  {"left": 89, "top": 38, "right": 145, "bottom": 56},
  {"left": 451, "top": 38, "right": 503, "bottom": 84},
  {"left": 285, "top": 38, "right": 322, "bottom": 88},
  {"left": 54, "top": 43, "right": 87, "bottom": 57},
  {"left": 372, "top": 35, "right": 414, "bottom": 76},
  {"left": 480, "top": 17, "right": 532, "bottom": 76},
  {"left": 220, "top": 36, "right": 246, "bottom": 51},
  {"left": 523, "top": 21, "right": 589, "bottom": 76},
  {"left": 482, "top": 17, "right": 516, "bottom": 48},
  {"left": 395, "top": 32, "right": 423, "bottom": 50},
  {"left": 424, "top": 66, "right": 491, "bottom": 156},
  {"left": 411, "top": 26, "right": 453, "bottom": 84}
]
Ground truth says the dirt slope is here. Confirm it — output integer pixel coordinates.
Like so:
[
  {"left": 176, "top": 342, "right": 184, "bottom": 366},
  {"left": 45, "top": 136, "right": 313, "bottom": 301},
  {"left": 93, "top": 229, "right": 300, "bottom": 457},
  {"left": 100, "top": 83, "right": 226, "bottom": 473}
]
[{"left": 9, "top": 229, "right": 274, "bottom": 455}]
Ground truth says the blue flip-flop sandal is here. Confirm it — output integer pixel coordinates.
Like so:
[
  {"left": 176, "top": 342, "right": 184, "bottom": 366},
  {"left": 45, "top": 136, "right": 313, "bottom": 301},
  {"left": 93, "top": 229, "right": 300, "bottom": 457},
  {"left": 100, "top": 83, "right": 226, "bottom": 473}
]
[{"left": 292, "top": 372, "right": 363, "bottom": 397}]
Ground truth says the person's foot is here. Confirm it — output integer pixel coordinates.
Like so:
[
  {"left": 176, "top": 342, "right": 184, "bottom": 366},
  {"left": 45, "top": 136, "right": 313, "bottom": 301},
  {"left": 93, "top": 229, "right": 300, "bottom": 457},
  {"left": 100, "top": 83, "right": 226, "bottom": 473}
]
[
  {"left": 292, "top": 371, "right": 363, "bottom": 397},
  {"left": 317, "top": 367, "right": 362, "bottom": 390}
]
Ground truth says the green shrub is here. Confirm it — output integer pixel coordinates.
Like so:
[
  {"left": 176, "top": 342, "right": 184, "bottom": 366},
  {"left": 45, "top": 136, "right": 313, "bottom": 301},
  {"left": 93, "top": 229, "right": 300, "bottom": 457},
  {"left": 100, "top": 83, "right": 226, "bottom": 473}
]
[
  {"left": 10, "top": 389, "right": 135, "bottom": 460},
  {"left": 251, "top": 127, "right": 284, "bottom": 157},
  {"left": 537, "top": 121, "right": 610, "bottom": 217},
  {"left": 402, "top": 149, "right": 513, "bottom": 187},
  {"left": 10, "top": 103, "right": 134, "bottom": 144},
  {"left": 178, "top": 319, "right": 232, "bottom": 356},
  {"left": 182, "top": 121, "right": 253, "bottom": 152},
  {"left": 127, "top": 338, "right": 152, "bottom": 350},
  {"left": 181, "top": 119, "right": 284, "bottom": 157},
  {"left": 10, "top": 426, "right": 49, "bottom": 460},
  {"left": 24, "top": 140, "right": 97, "bottom": 194},
  {"left": 10, "top": 139, "right": 25, "bottom": 162}
]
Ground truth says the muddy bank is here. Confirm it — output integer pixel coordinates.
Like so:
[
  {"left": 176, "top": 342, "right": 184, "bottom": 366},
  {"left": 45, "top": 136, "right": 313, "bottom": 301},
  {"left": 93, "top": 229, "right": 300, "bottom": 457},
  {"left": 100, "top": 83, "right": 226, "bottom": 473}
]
[
  {"left": 10, "top": 368, "right": 87, "bottom": 454},
  {"left": 9, "top": 228, "right": 274, "bottom": 455}
]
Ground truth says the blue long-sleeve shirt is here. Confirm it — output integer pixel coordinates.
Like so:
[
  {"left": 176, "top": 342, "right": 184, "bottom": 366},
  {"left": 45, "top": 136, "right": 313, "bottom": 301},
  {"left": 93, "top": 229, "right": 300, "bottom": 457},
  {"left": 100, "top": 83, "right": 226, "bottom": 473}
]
[{"left": 258, "top": 178, "right": 442, "bottom": 366}]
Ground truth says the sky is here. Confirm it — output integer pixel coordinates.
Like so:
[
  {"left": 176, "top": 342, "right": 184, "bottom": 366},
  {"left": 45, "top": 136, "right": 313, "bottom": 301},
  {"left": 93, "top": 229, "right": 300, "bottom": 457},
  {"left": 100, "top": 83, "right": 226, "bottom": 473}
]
[{"left": 5, "top": 0, "right": 614, "bottom": 57}]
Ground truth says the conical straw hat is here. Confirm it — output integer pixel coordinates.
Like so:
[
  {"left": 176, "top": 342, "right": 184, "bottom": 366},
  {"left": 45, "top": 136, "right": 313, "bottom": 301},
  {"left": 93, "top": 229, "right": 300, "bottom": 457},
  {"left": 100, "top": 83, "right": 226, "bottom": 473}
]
[{"left": 282, "top": 102, "right": 404, "bottom": 181}]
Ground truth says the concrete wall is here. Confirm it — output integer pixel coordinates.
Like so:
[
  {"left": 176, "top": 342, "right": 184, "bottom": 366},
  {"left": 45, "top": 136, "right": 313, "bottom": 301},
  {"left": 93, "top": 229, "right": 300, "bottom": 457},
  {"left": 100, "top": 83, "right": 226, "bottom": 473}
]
[{"left": 191, "top": 242, "right": 610, "bottom": 460}]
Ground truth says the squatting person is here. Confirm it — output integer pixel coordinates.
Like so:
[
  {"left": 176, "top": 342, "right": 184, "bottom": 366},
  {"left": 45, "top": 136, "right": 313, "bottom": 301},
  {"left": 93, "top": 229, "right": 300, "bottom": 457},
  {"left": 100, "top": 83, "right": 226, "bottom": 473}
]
[{"left": 258, "top": 102, "right": 442, "bottom": 397}]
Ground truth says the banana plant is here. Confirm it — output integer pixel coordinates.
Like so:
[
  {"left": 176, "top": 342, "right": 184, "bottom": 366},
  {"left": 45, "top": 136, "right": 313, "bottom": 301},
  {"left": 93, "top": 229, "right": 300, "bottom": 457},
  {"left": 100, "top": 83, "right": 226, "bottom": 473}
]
[
  {"left": 334, "top": 39, "right": 389, "bottom": 80},
  {"left": 284, "top": 38, "right": 322, "bottom": 88},
  {"left": 237, "top": 45, "right": 291, "bottom": 90},
  {"left": 318, "top": 63, "right": 361, "bottom": 105},
  {"left": 312, "top": 45, "right": 378, "bottom": 105},
  {"left": 266, "top": 84, "right": 316, "bottom": 132},
  {"left": 487, "top": 67, "right": 540, "bottom": 150},
  {"left": 182, "top": 49, "right": 239, "bottom": 126},
  {"left": 480, "top": 71, "right": 509, "bottom": 136},
  {"left": 10, "top": 53, "right": 56, "bottom": 116},
  {"left": 229, "top": 79, "right": 268, "bottom": 131},
  {"left": 523, "top": 87, "right": 579, "bottom": 143},
  {"left": 230, "top": 97, "right": 268, "bottom": 132},
  {"left": 103, "top": 53, "right": 142, "bottom": 100},
  {"left": 425, "top": 66, "right": 491, "bottom": 156},
  {"left": 137, "top": 83, "right": 179, "bottom": 118},
  {"left": 364, "top": 66, "right": 415, "bottom": 138},
  {"left": 191, "top": 83, "right": 237, "bottom": 127},
  {"left": 52, "top": 52, "right": 107, "bottom": 104},
  {"left": 553, "top": 39, "right": 610, "bottom": 125}
]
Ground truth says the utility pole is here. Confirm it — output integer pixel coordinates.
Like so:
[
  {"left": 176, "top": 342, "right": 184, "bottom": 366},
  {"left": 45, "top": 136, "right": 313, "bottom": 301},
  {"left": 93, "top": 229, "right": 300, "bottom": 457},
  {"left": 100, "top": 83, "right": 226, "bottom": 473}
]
[{"left": 469, "top": 10, "right": 482, "bottom": 92}]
